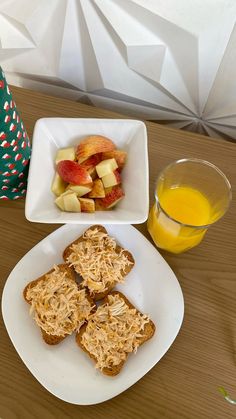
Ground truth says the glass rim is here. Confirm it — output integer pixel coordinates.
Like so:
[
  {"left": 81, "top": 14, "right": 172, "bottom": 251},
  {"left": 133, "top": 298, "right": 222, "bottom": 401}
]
[{"left": 154, "top": 158, "right": 232, "bottom": 229}]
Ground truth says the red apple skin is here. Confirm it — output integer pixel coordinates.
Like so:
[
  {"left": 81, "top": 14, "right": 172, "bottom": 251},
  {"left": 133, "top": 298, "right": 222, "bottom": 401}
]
[
  {"left": 57, "top": 160, "right": 92, "bottom": 185},
  {"left": 80, "top": 153, "right": 102, "bottom": 170},
  {"left": 114, "top": 169, "right": 121, "bottom": 184},
  {"left": 80, "top": 154, "right": 102, "bottom": 180},
  {"left": 99, "top": 185, "right": 125, "bottom": 208},
  {"left": 76, "top": 136, "right": 116, "bottom": 162},
  {"left": 95, "top": 199, "right": 109, "bottom": 211}
]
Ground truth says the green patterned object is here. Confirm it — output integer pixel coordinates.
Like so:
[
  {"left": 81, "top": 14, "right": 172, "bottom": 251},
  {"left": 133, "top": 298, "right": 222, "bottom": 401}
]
[{"left": 0, "top": 67, "right": 31, "bottom": 200}]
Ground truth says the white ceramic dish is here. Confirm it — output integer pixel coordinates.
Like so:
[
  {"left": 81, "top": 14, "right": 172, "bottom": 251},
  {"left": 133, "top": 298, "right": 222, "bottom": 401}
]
[
  {"left": 25, "top": 118, "right": 149, "bottom": 224},
  {"left": 2, "top": 224, "right": 184, "bottom": 405}
]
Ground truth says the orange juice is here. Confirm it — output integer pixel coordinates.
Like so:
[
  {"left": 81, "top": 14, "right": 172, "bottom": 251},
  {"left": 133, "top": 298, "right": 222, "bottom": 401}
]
[{"left": 147, "top": 186, "right": 212, "bottom": 253}]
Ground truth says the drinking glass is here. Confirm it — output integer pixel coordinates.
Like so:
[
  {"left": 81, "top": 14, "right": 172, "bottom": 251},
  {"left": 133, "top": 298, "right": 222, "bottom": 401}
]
[{"left": 147, "top": 159, "right": 232, "bottom": 253}]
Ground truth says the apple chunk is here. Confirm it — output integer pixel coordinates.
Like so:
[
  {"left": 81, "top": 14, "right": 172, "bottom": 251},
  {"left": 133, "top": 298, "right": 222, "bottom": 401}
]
[
  {"left": 57, "top": 160, "right": 92, "bottom": 185},
  {"left": 95, "top": 199, "right": 109, "bottom": 211},
  {"left": 54, "top": 190, "right": 74, "bottom": 211},
  {"left": 55, "top": 195, "right": 65, "bottom": 211},
  {"left": 76, "top": 136, "right": 115, "bottom": 163},
  {"left": 79, "top": 197, "right": 95, "bottom": 212},
  {"left": 80, "top": 154, "right": 102, "bottom": 170},
  {"left": 55, "top": 147, "right": 75, "bottom": 164},
  {"left": 51, "top": 172, "right": 66, "bottom": 196},
  {"left": 96, "top": 158, "right": 118, "bottom": 178},
  {"left": 80, "top": 153, "right": 102, "bottom": 179},
  {"left": 102, "top": 169, "right": 121, "bottom": 188},
  {"left": 63, "top": 193, "right": 81, "bottom": 212},
  {"left": 88, "top": 179, "right": 105, "bottom": 198},
  {"left": 66, "top": 183, "right": 93, "bottom": 196},
  {"left": 99, "top": 185, "right": 125, "bottom": 208},
  {"left": 102, "top": 150, "right": 127, "bottom": 170}
]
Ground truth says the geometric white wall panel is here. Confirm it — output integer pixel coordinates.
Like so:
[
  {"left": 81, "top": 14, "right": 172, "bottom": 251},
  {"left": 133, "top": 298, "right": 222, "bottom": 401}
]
[
  {"left": 0, "top": 13, "right": 35, "bottom": 49},
  {"left": 1, "top": 0, "right": 236, "bottom": 140}
]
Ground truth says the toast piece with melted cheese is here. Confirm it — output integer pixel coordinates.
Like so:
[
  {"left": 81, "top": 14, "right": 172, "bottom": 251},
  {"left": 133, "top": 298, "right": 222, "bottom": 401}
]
[
  {"left": 23, "top": 264, "right": 94, "bottom": 345},
  {"left": 76, "top": 291, "right": 155, "bottom": 376},
  {"left": 63, "top": 225, "right": 135, "bottom": 300}
]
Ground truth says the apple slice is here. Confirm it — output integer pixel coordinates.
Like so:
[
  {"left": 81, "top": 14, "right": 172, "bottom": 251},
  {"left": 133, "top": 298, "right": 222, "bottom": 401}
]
[
  {"left": 96, "top": 158, "right": 118, "bottom": 178},
  {"left": 55, "top": 195, "right": 65, "bottom": 211},
  {"left": 99, "top": 185, "right": 125, "bottom": 208},
  {"left": 88, "top": 167, "right": 97, "bottom": 180},
  {"left": 102, "top": 169, "right": 121, "bottom": 188},
  {"left": 51, "top": 172, "right": 66, "bottom": 196},
  {"left": 54, "top": 190, "right": 74, "bottom": 210},
  {"left": 76, "top": 136, "right": 116, "bottom": 163},
  {"left": 102, "top": 150, "right": 127, "bottom": 170},
  {"left": 55, "top": 147, "right": 75, "bottom": 164},
  {"left": 80, "top": 154, "right": 102, "bottom": 180},
  {"left": 80, "top": 154, "right": 102, "bottom": 170},
  {"left": 95, "top": 199, "right": 109, "bottom": 211},
  {"left": 63, "top": 193, "right": 81, "bottom": 212},
  {"left": 57, "top": 160, "right": 92, "bottom": 185},
  {"left": 66, "top": 183, "right": 93, "bottom": 196},
  {"left": 79, "top": 197, "right": 95, "bottom": 212},
  {"left": 88, "top": 179, "right": 105, "bottom": 198}
]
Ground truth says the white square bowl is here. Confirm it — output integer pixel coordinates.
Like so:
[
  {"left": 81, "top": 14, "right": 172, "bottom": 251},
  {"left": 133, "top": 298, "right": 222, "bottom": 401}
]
[{"left": 25, "top": 118, "right": 149, "bottom": 224}]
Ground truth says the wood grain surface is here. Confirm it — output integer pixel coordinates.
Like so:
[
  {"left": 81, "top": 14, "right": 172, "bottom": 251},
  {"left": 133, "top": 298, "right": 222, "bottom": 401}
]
[{"left": 0, "top": 86, "right": 236, "bottom": 419}]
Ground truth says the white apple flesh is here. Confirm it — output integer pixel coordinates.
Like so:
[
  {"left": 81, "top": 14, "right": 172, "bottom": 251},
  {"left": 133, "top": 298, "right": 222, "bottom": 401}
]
[
  {"left": 55, "top": 147, "right": 75, "bottom": 164},
  {"left": 51, "top": 172, "right": 66, "bottom": 196},
  {"left": 66, "top": 183, "right": 92, "bottom": 196},
  {"left": 96, "top": 158, "right": 118, "bottom": 178},
  {"left": 101, "top": 170, "right": 121, "bottom": 188},
  {"left": 63, "top": 193, "right": 81, "bottom": 212}
]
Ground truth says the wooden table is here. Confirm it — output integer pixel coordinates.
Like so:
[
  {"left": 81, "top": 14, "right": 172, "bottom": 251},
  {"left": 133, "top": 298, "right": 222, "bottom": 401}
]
[{"left": 0, "top": 86, "right": 236, "bottom": 419}]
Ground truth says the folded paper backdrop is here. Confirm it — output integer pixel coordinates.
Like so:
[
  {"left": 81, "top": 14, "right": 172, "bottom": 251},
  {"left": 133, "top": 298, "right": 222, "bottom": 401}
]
[
  {"left": 1, "top": 0, "right": 236, "bottom": 141},
  {"left": 0, "top": 67, "right": 31, "bottom": 200}
]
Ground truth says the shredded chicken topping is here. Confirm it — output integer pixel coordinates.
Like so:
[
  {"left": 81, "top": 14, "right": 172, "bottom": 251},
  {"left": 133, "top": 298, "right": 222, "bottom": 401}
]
[
  {"left": 81, "top": 294, "right": 150, "bottom": 370},
  {"left": 66, "top": 228, "right": 133, "bottom": 294},
  {"left": 26, "top": 265, "right": 92, "bottom": 336}
]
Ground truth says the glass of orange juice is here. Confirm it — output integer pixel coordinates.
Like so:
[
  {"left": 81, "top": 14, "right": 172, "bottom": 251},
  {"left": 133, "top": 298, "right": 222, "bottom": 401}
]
[{"left": 147, "top": 159, "right": 231, "bottom": 253}]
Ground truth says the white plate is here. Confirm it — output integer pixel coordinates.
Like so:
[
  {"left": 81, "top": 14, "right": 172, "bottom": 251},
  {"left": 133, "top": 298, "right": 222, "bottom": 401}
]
[
  {"left": 25, "top": 118, "right": 149, "bottom": 224},
  {"left": 1, "top": 224, "right": 184, "bottom": 405}
]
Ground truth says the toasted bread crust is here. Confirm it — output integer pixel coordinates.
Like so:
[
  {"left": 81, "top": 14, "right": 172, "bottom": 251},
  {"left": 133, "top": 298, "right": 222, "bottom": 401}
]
[
  {"left": 76, "top": 291, "right": 155, "bottom": 376},
  {"left": 23, "top": 264, "right": 93, "bottom": 345},
  {"left": 63, "top": 225, "right": 135, "bottom": 300},
  {"left": 41, "top": 329, "right": 66, "bottom": 345}
]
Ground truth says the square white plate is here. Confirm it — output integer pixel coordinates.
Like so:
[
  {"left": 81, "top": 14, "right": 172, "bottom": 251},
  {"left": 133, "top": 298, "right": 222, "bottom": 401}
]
[
  {"left": 25, "top": 118, "right": 149, "bottom": 224},
  {"left": 2, "top": 224, "right": 184, "bottom": 405}
]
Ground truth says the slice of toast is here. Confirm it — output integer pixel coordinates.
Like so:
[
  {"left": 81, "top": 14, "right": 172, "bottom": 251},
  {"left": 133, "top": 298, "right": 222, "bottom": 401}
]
[
  {"left": 76, "top": 291, "right": 155, "bottom": 376},
  {"left": 63, "top": 225, "right": 135, "bottom": 300},
  {"left": 23, "top": 263, "right": 94, "bottom": 345}
]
